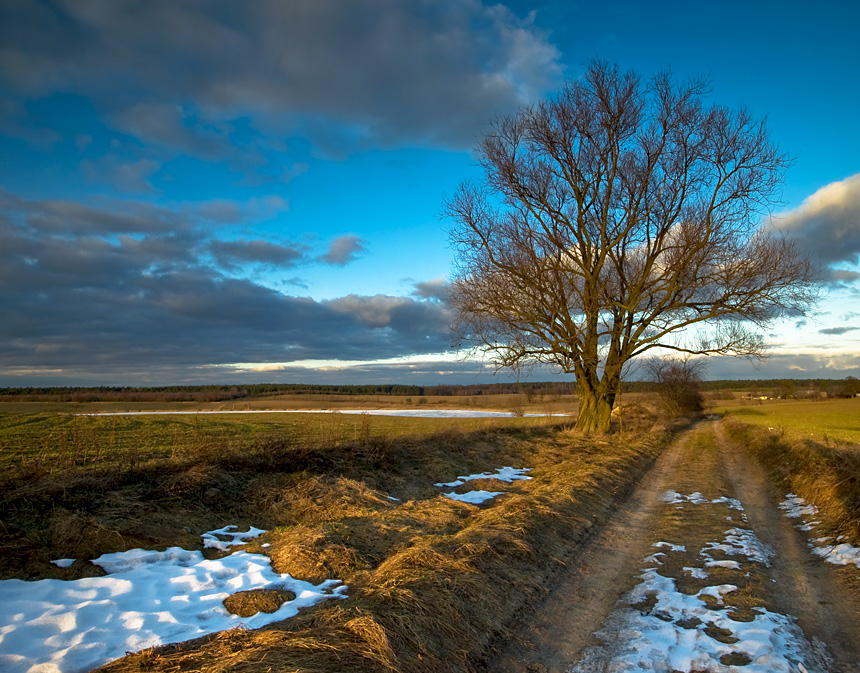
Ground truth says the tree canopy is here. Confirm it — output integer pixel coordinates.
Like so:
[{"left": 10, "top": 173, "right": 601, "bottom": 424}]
[{"left": 446, "top": 61, "right": 818, "bottom": 433}]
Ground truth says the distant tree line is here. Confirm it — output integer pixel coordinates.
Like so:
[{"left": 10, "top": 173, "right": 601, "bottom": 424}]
[{"left": 1, "top": 377, "right": 857, "bottom": 402}]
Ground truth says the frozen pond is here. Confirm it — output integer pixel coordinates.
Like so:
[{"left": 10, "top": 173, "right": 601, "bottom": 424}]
[{"left": 87, "top": 409, "right": 567, "bottom": 418}]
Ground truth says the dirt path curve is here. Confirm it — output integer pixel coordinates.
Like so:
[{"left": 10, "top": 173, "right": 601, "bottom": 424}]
[{"left": 488, "top": 420, "right": 860, "bottom": 673}]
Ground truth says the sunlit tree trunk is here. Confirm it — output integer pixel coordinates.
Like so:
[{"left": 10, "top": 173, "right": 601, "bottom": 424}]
[{"left": 575, "top": 380, "right": 613, "bottom": 433}]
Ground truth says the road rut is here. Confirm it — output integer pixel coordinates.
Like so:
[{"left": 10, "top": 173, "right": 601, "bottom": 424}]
[{"left": 488, "top": 420, "right": 860, "bottom": 672}]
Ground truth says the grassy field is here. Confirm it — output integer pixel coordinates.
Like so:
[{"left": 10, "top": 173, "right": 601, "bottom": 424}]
[
  {"left": 7, "top": 390, "right": 855, "bottom": 671},
  {"left": 0, "top": 391, "right": 579, "bottom": 415},
  {"left": 711, "top": 397, "right": 860, "bottom": 446},
  {"left": 0, "top": 408, "right": 562, "bottom": 474},
  {"left": 0, "top": 393, "right": 668, "bottom": 672}
]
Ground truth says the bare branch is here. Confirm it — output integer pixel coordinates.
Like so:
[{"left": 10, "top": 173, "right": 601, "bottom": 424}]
[{"left": 444, "top": 61, "right": 818, "bottom": 433}]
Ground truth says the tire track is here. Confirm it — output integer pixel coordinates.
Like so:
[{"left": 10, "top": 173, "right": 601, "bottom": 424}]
[{"left": 488, "top": 421, "right": 860, "bottom": 672}]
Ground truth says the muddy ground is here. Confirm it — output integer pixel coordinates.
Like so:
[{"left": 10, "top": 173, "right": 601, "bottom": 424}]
[{"left": 488, "top": 419, "right": 860, "bottom": 673}]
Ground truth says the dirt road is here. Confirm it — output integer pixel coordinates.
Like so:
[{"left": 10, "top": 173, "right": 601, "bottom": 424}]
[{"left": 489, "top": 419, "right": 860, "bottom": 673}]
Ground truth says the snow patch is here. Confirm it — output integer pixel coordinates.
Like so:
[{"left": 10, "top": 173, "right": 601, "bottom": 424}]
[
  {"left": 570, "top": 524, "right": 824, "bottom": 672},
  {"left": 571, "top": 569, "right": 819, "bottom": 673},
  {"left": 435, "top": 467, "right": 531, "bottom": 505},
  {"left": 705, "top": 559, "right": 742, "bottom": 570},
  {"left": 200, "top": 524, "right": 266, "bottom": 552},
  {"left": 701, "top": 528, "right": 774, "bottom": 567},
  {"left": 684, "top": 566, "right": 709, "bottom": 579},
  {"left": 0, "top": 529, "right": 346, "bottom": 673},
  {"left": 661, "top": 490, "right": 745, "bottom": 510},
  {"left": 50, "top": 559, "right": 75, "bottom": 568},
  {"left": 653, "top": 541, "right": 686, "bottom": 552},
  {"left": 778, "top": 494, "right": 860, "bottom": 569},
  {"left": 434, "top": 466, "right": 532, "bottom": 488},
  {"left": 780, "top": 494, "right": 819, "bottom": 519},
  {"left": 811, "top": 543, "right": 860, "bottom": 567},
  {"left": 443, "top": 490, "right": 503, "bottom": 504}
]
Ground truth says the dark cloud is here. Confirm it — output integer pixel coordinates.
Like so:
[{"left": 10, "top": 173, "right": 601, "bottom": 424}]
[
  {"left": 319, "top": 235, "right": 366, "bottom": 266},
  {"left": 1, "top": 188, "right": 290, "bottom": 239},
  {"left": 81, "top": 156, "right": 162, "bottom": 193},
  {"left": 412, "top": 278, "right": 450, "bottom": 301},
  {"left": 773, "top": 172, "right": 860, "bottom": 267},
  {"left": 828, "top": 269, "right": 860, "bottom": 286},
  {"left": 0, "top": 0, "right": 563, "bottom": 153},
  {"left": 0, "top": 188, "right": 188, "bottom": 236},
  {"left": 0, "top": 203, "right": 452, "bottom": 378},
  {"left": 209, "top": 239, "right": 307, "bottom": 270},
  {"left": 326, "top": 294, "right": 452, "bottom": 336},
  {"left": 819, "top": 326, "right": 859, "bottom": 336}
]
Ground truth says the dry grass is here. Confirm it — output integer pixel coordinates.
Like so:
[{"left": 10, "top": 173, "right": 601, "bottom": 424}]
[
  {"left": 723, "top": 419, "right": 860, "bottom": 543},
  {"left": 89, "top": 425, "right": 666, "bottom": 673},
  {"left": 1, "top": 404, "right": 669, "bottom": 673},
  {"left": 223, "top": 589, "right": 297, "bottom": 618}
]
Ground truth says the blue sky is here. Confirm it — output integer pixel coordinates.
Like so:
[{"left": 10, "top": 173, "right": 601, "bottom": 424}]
[{"left": 1, "top": 0, "right": 859, "bottom": 386}]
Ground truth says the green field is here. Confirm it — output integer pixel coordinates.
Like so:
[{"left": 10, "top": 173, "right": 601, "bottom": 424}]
[{"left": 713, "top": 397, "right": 860, "bottom": 445}]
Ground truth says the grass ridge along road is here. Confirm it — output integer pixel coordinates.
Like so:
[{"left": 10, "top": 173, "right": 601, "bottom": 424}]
[{"left": 488, "top": 419, "right": 860, "bottom": 673}]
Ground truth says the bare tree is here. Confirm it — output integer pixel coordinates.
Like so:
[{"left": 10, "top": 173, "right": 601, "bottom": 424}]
[
  {"left": 445, "top": 61, "right": 818, "bottom": 433},
  {"left": 644, "top": 356, "right": 706, "bottom": 418}
]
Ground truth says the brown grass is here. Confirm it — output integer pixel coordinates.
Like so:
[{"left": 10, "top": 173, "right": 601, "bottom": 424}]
[
  {"left": 1, "top": 407, "right": 669, "bottom": 673},
  {"left": 90, "top": 425, "right": 666, "bottom": 673},
  {"left": 723, "top": 419, "right": 860, "bottom": 543}
]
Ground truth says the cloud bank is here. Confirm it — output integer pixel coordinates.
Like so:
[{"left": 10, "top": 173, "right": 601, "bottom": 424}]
[
  {"left": 773, "top": 172, "right": 860, "bottom": 268},
  {"left": 0, "top": 0, "right": 564, "bottom": 153},
  {"left": 0, "top": 188, "right": 453, "bottom": 380}
]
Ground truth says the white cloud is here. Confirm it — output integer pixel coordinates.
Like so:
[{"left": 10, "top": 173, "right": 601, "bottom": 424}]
[{"left": 773, "top": 172, "right": 860, "bottom": 266}]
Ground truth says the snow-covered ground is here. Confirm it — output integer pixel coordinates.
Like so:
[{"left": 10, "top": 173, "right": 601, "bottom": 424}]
[
  {"left": 86, "top": 409, "right": 567, "bottom": 418},
  {"left": 434, "top": 467, "right": 532, "bottom": 504},
  {"left": 780, "top": 493, "right": 860, "bottom": 568},
  {"left": 0, "top": 527, "right": 346, "bottom": 673},
  {"left": 571, "top": 492, "right": 824, "bottom": 672}
]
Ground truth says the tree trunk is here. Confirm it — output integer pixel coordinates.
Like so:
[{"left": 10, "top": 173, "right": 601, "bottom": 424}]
[{"left": 575, "top": 382, "right": 613, "bottom": 433}]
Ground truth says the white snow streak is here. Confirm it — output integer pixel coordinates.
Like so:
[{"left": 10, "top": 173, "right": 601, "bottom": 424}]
[
  {"left": 434, "top": 466, "right": 531, "bottom": 504},
  {"left": 779, "top": 494, "right": 860, "bottom": 569},
  {"left": 443, "top": 490, "right": 503, "bottom": 504},
  {"left": 87, "top": 409, "right": 567, "bottom": 418}
]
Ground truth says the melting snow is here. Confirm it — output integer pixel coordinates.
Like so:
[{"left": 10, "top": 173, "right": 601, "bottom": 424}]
[
  {"left": 701, "top": 528, "right": 774, "bottom": 566},
  {"left": 571, "top": 514, "right": 822, "bottom": 672},
  {"left": 572, "top": 569, "right": 818, "bottom": 673},
  {"left": 812, "top": 543, "right": 860, "bottom": 566},
  {"left": 779, "top": 494, "right": 819, "bottom": 519},
  {"left": 661, "top": 491, "right": 745, "bottom": 509},
  {"left": 435, "top": 467, "right": 531, "bottom": 504},
  {"left": 434, "top": 466, "right": 532, "bottom": 487},
  {"left": 0, "top": 527, "right": 346, "bottom": 673},
  {"left": 779, "top": 494, "right": 860, "bottom": 569},
  {"left": 653, "top": 541, "right": 686, "bottom": 552},
  {"left": 443, "top": 490, "right": 504, "bottom": 504},
  {"left": 201, "top": 524, "right": 266, "bottom": 551},
  {"left": 50, "top": 559, "right": 75, "bottom": 568},
  {"left": 705, "top": 559, "right": 742, "bottom": 570}
]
